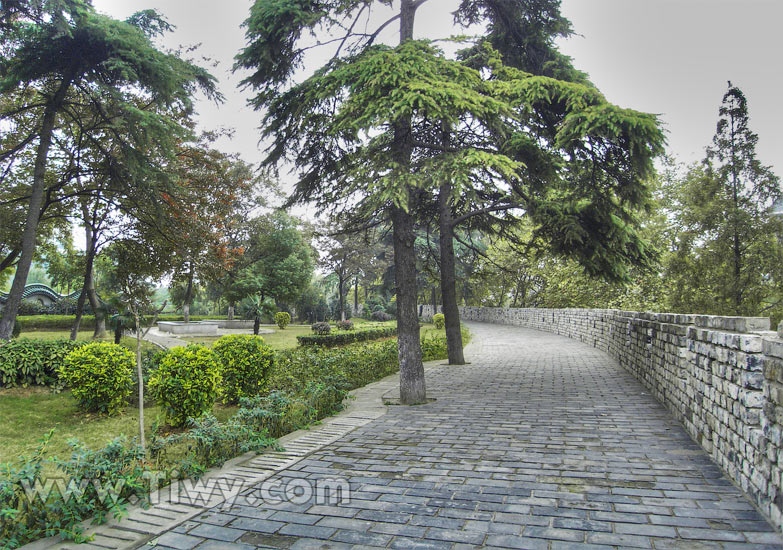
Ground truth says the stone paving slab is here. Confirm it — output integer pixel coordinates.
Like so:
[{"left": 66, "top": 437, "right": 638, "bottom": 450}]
[{"left": 149, "top": 322, "right": 783, "bottom": 550}]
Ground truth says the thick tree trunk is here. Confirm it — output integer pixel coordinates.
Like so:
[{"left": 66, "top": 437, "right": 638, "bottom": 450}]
[
  {"left": 392, "top": 0, "right": 426, "bottom": 405},
  {"left": 438, "top": 180, "right": 465, "bottom": 364},
  {"left": 253, "top": 316, "right": 260, "bottom": 335},
  {"left": 0, "top": 75, "right": 73, "bottom": 340},
  {"left": 392, "top": 205, "right": 426, "bottom": 404},
  {"left": 227, "top": 304, "right": 234, "bottom": 320}
]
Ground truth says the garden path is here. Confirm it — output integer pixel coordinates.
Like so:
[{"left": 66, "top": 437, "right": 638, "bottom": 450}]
[{"left": 129, "top": 323, "right": 783, "bottom": 548}]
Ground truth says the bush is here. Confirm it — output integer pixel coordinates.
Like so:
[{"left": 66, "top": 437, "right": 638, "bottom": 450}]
[
  {"left": 0, "top": 433, "right": 154, "bottom": 548},
  {"left": 433, "top": 313, "right": 445, "bottom": 329},
  {"left": 46, "top": 297, "right": 84, "bottom": 315},
  {"left": 236, "top": 382, "right": 348, "bottom": 439},
  {"left": 0, "top": 338, "right": 82, "bottom": 388},
  {"left": 59, "top": 342, "right": 134, "bottom": 415},
  {"left": 212, "top": 335, "right": 275, "bottom": 403},
  {"left": 17, "top": 299, "right": 49, "bottom": 316},
  {"left": 311, "top": 321, "right": 331, "bottom": 335},
  {"left": 14, "top": 314, "right": 226, "bottom": 332},
  {"left": 336, "top": 319, "right": 354, "bottom": 331},
  {"left": 370, "top": 310, "right": 393, "bottom": 322},
  {"left": 149, "top": 345, "right": 222, "bottom": 427},
  {"left": 298, "top": 326, "right": 396, "bottom": 347},
  {"left": 274, "top": 311, "right": 291, "bottom": 329},
  {"left": 150, "top": 414, "right": 276, "bottom": 471}
]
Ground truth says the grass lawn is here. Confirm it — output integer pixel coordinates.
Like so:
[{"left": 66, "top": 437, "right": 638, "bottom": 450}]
[
  {"left": 180, "top": 324, "right": 313, "bottom": 350},
  {"left": 1, "top": 320, "right": 444, "bottom": 469},
  {"left": 180, "top": 321, "right": 401, "bottom": 350},
  {"left": 19, "top": 329, "right": 160, "bottom": 354},
  {"left": 0, "top": 386, "right": 238, "bottom": 470}
]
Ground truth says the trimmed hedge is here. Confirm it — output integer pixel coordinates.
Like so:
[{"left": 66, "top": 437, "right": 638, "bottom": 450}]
[
  {"left": 149, "top": 345, "right": 222, "bottom": 427},
  {"left": 212, "top": 335, "right": 275, "bottom": 403},
  {"left": 15, "top": 314, "right": 227, "bottom": 332},
  {"left": 274, "top": 329, "right": 456, "bottom": 394},
  {"left": 433, "top": 313, "right": 445, "bottom": 329},
  {"left": 297, "top": 326, "right": 396, "bottom": 347},
  {"left": 59, "top": 342, "right": 134, "bottom": 415},
  {"left": 0, "top": 338, "right": 83, "bottom": 388}
]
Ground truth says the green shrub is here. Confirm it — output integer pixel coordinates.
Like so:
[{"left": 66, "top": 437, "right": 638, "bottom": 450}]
[
  {"left": 274, "top": 311, "right": 291, "bottom": 329},
  {"left": 311, "top": 321, "right": 331, "bottom": 335},
  {"left": 297, "top": 326, "right": 396, "bottom": 347},
  {"left": 14, "top": 314, "right": 226, "bottom": 332},
  {"left": 0, "top": 338, "right": 82, "bottom": 388},
  {"left": 212, "top": 335, "right": 274, "bottom": 403},
  {"left": 59, "top": 342, "right": 134, "bottom": 415},
  {"left": 370, "top": 310, "right": 393, "bottom": 322},
  {"left": 150, "top": 414, "right": 276, "bottom": 470},
  {"left": 149, "top": 345, "right": 222, "bottom": 427},
  {"left": 433, "top": 313, "right": 445, "bottom": 329},
  {"left": 336, "top": 319, "right": 354, "bottom": 331},
  {"left": 235, "top": 381, "right": 348, "bottom": 439},
  {"left": 18, "top": 299, "right": 49, "bottom": 316},
  {"left": 16, "top": 314, "right": 97, "bottom": 331},
  {"left": 0, "top": 433, "right": 154, "bottom": 548}
]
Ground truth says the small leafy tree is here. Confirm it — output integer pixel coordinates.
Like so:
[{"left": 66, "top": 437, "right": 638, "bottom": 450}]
[
  {"left": 106, "top": 241, "right": 169, "bottom": 451},
  {"left": 275, "top": 311, "right": 291, "bottom": 329}
]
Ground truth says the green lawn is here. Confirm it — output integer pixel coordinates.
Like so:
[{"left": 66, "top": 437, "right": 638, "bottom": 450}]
[
  {"left": 0, "top": 386, "right": 237, "bottom": 469},
  {"left": 180, "top": 324, "right": 313, "bottom": 349},
  {"left": 1, "top": 320, "right": 443, "bottom": 468},
  {"left": 180, "top": 321, "right": 400, "bottom": 350}
]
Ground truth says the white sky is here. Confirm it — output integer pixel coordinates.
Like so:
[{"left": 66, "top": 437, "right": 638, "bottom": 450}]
[{"left": 91, "top": 0, "right": 783, "bottom": 183}]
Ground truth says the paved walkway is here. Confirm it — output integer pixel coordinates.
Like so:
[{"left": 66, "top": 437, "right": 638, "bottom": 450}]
[{"left": 148, "top": 322, "right": 783, "bottom": 550}]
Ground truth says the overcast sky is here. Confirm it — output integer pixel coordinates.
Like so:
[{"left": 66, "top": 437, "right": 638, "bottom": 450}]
[{"left": 92, "top": 0, "right": 783, "bottom": 182}]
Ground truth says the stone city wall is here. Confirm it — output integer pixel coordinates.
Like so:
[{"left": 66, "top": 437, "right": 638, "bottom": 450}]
[{"left": 420, "top": 304, "right": 783, "bottom": 530}]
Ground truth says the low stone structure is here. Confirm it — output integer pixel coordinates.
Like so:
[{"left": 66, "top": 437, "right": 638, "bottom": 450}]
[
  {"left": 157, "top": 320, "right": 220, "bottom": 335},
  {"left": 421, "top": 304, "right": 783, "bottom": 530}
]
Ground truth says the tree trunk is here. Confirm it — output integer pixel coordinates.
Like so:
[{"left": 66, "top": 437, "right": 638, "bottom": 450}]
[
  {"left": 227, "top": 303, "right": 234, "bottom": 320},
  {"left": 0, "top": 248, "right": 20, "bottom": 274},
  {"left": 183, "top": 268, "right": 194, "bottom": 323},
  {"left": 134, "top": 310, "right": 146, "bottom": 453},
  {"left": 253, "top": 316, "right": 260, "bottom": 335},
  {"left": 338, "top": 273, "right": 346, "bottom": 321},
  {"left": 392, "top": 0, "right": 426, "bottom": 405},
  {"left": 354, "top": 278, "right": 359, "bottom": 315},
  {"left": 392, "top": 205, "right": 426, "bottom": 404},
  {"left": 70, "top": 249, "right": 95, "bottom": 340},
  {"left": 89, "top": 275, "right": 105, "bottom": 338},
  {"left": 0, "top": 74, "right": 74, "bottom": 340},
  {"left": 438, "top": 180, "right": 466, "bottom": 364}
]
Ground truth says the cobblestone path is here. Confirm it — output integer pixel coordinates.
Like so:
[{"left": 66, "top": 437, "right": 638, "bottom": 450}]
[{"left": 150, "top": 322, "right": 783, "bottom": 550}]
